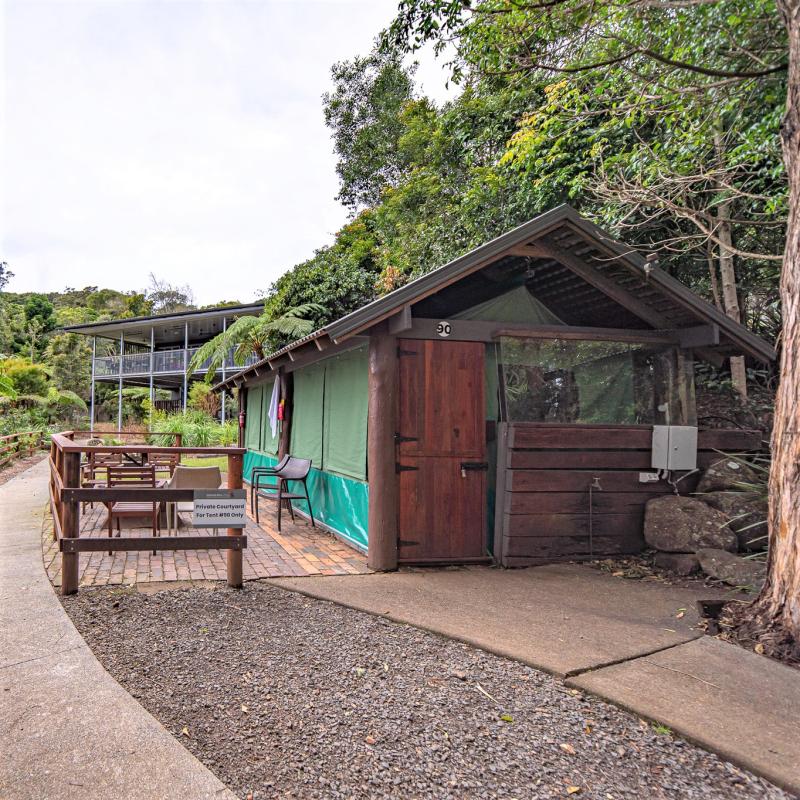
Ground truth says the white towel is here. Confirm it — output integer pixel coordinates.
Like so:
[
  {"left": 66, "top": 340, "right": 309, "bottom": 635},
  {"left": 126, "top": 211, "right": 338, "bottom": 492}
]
[{"left": 268, "top": 377, "right": 280, "bottom": 438}]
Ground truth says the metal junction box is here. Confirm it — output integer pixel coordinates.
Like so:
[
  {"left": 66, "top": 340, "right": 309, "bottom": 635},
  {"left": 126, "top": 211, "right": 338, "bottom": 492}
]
[{"left": 651, "top": 425, "right": 698, "bottom": 471}]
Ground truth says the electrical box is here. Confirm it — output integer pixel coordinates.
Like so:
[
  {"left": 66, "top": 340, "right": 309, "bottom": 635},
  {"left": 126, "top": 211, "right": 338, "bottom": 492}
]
[{"left": 651, "top": 425, "right": 698, "bottom": 471}]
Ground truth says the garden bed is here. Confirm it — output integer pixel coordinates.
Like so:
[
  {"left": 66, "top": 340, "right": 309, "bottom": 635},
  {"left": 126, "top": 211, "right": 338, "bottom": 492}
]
[{"left": 62, "top": 583, "right": 790, "bottom": 800}]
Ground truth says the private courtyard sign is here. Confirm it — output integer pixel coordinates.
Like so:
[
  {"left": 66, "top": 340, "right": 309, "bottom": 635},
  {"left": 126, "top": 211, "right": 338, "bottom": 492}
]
[{"left": 192, "top": 489, "right": 247, "bottom": 529}]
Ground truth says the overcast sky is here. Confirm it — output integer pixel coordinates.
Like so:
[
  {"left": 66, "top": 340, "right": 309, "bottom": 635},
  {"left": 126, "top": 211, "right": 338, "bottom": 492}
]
[{"left": 1, "top": 0, "right": 454, "bottom": 305}]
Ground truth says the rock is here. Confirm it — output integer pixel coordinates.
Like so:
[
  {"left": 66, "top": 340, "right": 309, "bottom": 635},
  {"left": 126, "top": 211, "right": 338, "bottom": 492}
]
[
  {"left": 696, "top": 458, "right": 759, "bottom": 493},
  {"left": 644, "top": 495, "right": 737, "bottom": 553},
  {"left": 698, "top": 492, "right": 768, "bottom": 552},
  {"left": 696, "top": 548, "right": 766, "bottom": 588},
  {"left": 653, "top": 552, "right": 700, "bottom": 576}
]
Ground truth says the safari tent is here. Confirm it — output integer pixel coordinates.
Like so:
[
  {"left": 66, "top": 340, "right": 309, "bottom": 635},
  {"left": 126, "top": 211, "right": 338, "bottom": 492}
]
[{"left": 214, "top": 205, "right": 774, "bottom": 571}]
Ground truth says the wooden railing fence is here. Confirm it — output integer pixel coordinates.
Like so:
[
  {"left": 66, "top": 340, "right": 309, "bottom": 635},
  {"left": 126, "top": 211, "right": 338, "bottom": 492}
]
[
  {"left": 49, "top": 431, "right": 245, "bottom": 595},
  {"left": 0, "top": 430, "right": 46, "bottom": 470}
]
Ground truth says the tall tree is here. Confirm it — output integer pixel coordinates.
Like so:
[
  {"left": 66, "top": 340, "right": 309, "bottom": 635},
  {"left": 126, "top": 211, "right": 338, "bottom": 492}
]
[
  {"left": 0, "top": 262, "right": 13, "bottom": 291},
  {"left": 323, "top": 50, "right": 417, "bottom": 212},
  {"left": 760, "top": 0, "right": 800, "bottom": 644},
  {"left": 146, "top": 273, "right": 195, "bottom": 315}
]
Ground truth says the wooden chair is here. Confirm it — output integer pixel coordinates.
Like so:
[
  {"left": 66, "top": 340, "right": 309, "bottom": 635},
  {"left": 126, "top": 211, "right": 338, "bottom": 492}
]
[
  {"left": 162, "top": 465, "right": 222, "bottom": 534},
  {"left": 147, "top": 452, "right": 181, "bottom": 481},
  {"left": 105, "top": 465, "right": 159, "bottom": 554},
  {"left": 255, "top": 456, "right": 315, "bottom": 532},
  {"left": 81, "top": 452, "right": 123, "bottom": 510}
]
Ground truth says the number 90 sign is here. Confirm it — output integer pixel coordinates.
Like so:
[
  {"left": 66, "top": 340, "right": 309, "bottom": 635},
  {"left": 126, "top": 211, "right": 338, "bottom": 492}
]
[{"left": 436, "top": 321, "right": 452, "bottom": 338}]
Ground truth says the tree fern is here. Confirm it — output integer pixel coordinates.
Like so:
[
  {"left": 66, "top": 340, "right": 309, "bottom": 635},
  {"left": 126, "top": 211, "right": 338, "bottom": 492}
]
[{"left": 187, "top": 304, "right": 324, "bottom": 381}]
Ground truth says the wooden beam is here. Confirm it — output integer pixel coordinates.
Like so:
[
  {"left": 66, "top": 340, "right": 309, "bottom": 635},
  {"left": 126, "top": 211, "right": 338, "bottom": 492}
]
[
  {"left": 314, "top": 337, "right": 329, "bottom": 352},
  {"left": 400, "top": 318, "right": 677, "bottom": 345},
  {"left": 278, "top": 371, "right": 293, "bottom": 459},
  {"left": 367, "top": 327, "right": 399, "bottom": 571},
  {"left": 388, "top": 305, "right": 413, "bottom": 335},
  {"left": 536, "top": 237, "right": 673, "bottom": 329},
  {"left": 676, "top": 324, "right": 720, "bottom": 348},
  {"left": 61, "top": 535, "right": 247, "bottom": 553},
  {"left": 494, "top": 326, "right": 677, "bottom": 344},
  {"left": 507, "top": 243, "right": 550, "bottom": 259}
]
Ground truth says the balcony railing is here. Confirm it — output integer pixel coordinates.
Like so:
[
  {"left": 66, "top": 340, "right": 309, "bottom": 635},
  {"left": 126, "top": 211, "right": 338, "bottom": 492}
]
[{"left": 93, "top": 348, "right": 259, "bottom": 377}]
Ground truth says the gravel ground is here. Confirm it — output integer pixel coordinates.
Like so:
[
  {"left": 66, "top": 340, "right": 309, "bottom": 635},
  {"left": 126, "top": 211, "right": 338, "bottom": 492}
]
[{"left": 63, "top": 583, "right": 793, "bottom": 800}]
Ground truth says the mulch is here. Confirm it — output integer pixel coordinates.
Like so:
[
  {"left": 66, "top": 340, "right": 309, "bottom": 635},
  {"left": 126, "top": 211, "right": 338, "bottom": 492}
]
[
  {"left": 715, "top": 599, "right": 800, "bottom": 670},
  {"left": 62, "top": 583, "right": 792, "bottom": 800}
]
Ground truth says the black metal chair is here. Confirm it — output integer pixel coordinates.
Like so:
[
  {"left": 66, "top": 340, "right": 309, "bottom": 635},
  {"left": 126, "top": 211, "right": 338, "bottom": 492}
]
[
  {"left": 250, "top": 455, "right": 290, "bottom": 513},
  {"left": 255, "top": 456, "right": 315, "bottom": 532}
]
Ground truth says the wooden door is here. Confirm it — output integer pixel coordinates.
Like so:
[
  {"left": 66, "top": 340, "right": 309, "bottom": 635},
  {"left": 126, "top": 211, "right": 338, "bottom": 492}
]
[{"left": 397, "top": 339, "right": 487, "bottom": 562}]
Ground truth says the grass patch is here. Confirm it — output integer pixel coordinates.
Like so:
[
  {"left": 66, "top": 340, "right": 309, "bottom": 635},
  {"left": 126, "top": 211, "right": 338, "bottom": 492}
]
[{"left": 180, "top": 456, "right": 229, "bottom": 472}]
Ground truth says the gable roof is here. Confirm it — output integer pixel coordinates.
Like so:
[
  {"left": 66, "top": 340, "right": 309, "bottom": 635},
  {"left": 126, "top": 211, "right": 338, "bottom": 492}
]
[{"left": 214, "top": 205, "right": 775, "bottom": 391}]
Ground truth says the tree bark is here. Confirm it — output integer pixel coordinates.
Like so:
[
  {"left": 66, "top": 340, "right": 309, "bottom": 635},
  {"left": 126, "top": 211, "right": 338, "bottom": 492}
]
[{"left": 760, "top": 0, "right": 800, "bottom": 640}]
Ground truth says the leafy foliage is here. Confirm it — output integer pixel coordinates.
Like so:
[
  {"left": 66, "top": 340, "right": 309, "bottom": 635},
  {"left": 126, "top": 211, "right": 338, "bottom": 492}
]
[{"left": 187, "top": 303, "right": 324, "bottom": 381}]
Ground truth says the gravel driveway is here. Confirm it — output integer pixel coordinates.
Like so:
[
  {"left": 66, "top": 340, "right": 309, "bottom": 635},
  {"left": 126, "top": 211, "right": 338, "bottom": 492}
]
[{"left": 63, "top": 583, "right": 792, "bottom": 800}]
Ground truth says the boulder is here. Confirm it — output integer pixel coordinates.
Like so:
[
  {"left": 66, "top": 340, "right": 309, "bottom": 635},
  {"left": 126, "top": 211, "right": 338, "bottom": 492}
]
[
  {"left": 644, "top": 495, "right": 737, "bottom": 553},
  {"left": 653, "top": 552, "right": 700, "bottom": 576},
  {"left": 699, "top": 491, "right": 768, "bottom": 552},
  {"left": 696, "top": 548, "right": 766, "bottom": 588},
  {"left": 696, "top": 458, "right": 759, "bottom": 493}
]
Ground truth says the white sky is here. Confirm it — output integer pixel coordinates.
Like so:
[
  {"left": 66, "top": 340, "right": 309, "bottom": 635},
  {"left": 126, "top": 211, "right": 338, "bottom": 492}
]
[{"left": 1, "top": 0, "right": 455, "bottom": 305}]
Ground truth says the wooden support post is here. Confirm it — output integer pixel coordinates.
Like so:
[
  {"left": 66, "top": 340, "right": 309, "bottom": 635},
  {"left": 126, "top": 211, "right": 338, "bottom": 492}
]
[
  {"left": 50, "top": 439, "right": 58, "bottom": 542},
  {"left": 237, "top": 387, "right": 246, "bottom": 448},
  {"left": 278, "top": 371, "right": 293, "bottom": 459},
  {"left": 226, "top": 452, "right": 244, "bottom": 588},
  {"left": 367, "top": 328, "right": 399, "bottom": 571},
  {"left": 60, "top": 450, "right": 81, "bottom": 595}
]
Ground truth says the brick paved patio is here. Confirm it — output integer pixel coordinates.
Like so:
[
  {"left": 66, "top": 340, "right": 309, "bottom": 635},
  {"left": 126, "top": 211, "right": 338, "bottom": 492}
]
[{"left": 43, "top": 498, "right": 370, "bottom": 588}]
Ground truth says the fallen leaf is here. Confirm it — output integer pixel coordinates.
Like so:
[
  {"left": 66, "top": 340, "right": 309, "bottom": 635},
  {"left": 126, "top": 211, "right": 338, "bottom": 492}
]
[
  {"left": 567, "top": 787, "right": 582, "bottom": 795},
  {"left": 560, "top": 743, "right": 576, "bottom": 755},
  {"left": 754, "top": 643, "right": 765, "bottom": 654},
  {"left": 675, "top": 611, "right": 685, "bottom": 619},
  {"left": 181, "top": 726, "right": 189, "bottom": 737},
  {"left": 499, "top": 713, "right": 513, "bottom": 723},
  {"left": 354, "top": 667, "right": 366, "bottom": 677},
  {"left": 241, "top": 705, "right": 249, "bottom": 713},
  {"left": 365, "top": 735, "right": 376, "bottom": 745}
]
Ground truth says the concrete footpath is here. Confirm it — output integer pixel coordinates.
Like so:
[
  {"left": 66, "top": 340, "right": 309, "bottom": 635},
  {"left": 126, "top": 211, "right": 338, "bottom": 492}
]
[
  {"left": 0, "top": 459, "right": 236, "bottom": 800},
  {"left": 272, "top": 567, "right": 800, "bottom": 794}
]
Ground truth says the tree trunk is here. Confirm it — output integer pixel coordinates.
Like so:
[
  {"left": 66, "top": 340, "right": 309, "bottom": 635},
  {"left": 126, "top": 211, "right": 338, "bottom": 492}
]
[
  {"left": 714, "top": 127, "right": 748, "bottom": 400},
  {"left": 707, "top": 241, "right": 723, "bottom": 311},
  {"left": 758, "top": 0, "right": 800, "bottom": 641}
]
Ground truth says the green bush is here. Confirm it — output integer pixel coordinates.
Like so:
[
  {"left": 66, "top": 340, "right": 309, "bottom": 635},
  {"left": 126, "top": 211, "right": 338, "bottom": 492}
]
[{"left": 148, "top": 410, "right": 237, "bottom": 448}]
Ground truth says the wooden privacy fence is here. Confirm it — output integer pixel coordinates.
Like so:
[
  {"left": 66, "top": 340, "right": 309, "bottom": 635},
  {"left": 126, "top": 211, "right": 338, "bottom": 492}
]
[
  {"left": 0, "top": 430, "right": 46, "bottom": 470},
  {"left": 493, "top": 422, "right": 763, "bottom": 567},
  {"left": 48, "top": 431, "right": 246, "bottom": 595}
]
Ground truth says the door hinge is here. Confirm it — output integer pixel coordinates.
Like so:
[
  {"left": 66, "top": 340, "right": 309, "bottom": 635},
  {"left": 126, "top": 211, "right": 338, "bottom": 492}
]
[
  {"left": 460, "top": 461, "right": 489, "bottom": 471},
  {"left": 395, "top": 463, "right": 419, "bottom": 473},
  {"left": 397, "top": 347, "right": 417, "bottom": 357},
  {"left": 394, "top": 433, "right": 418, "bottom": 444},
  {"left": 398, "top": 539, "right": 419, "bottom": 547}
]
